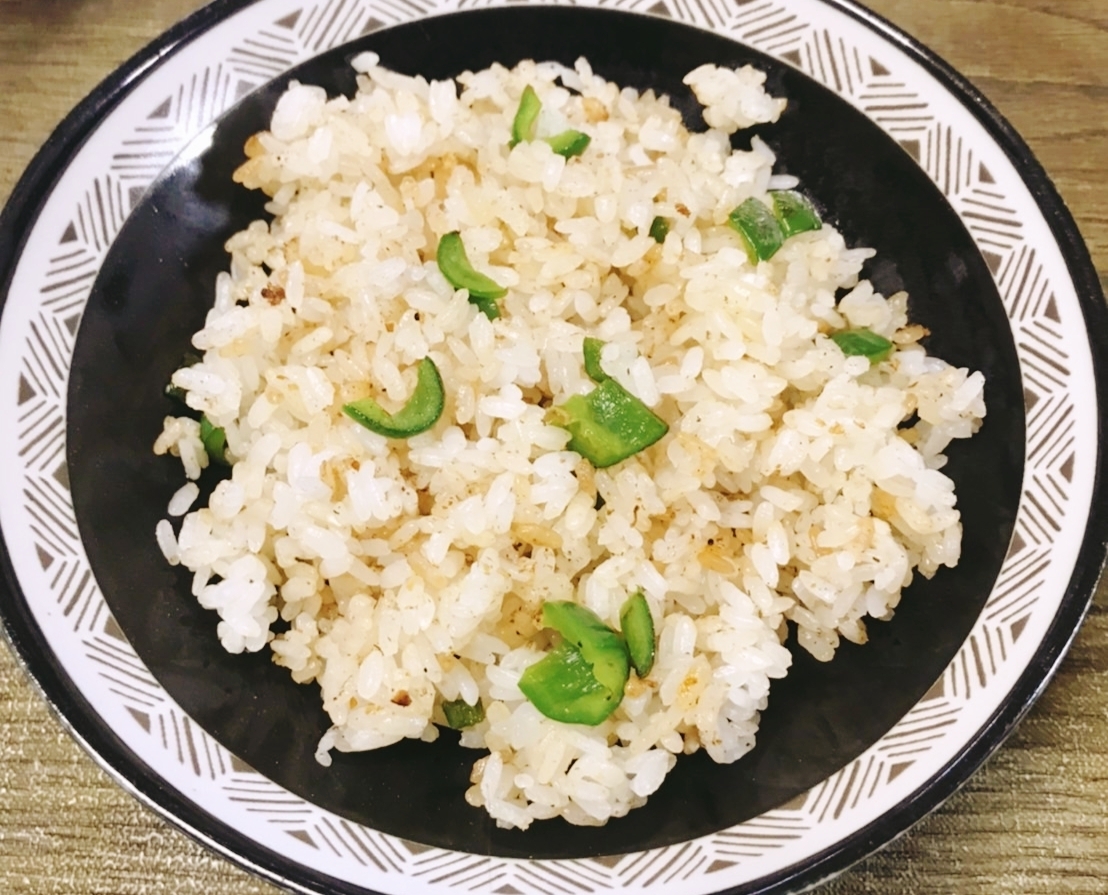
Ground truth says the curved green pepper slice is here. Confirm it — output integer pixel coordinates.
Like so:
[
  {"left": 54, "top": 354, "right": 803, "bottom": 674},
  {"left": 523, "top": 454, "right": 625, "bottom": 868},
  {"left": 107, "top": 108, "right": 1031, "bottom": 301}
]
[
  {"left": 620, "top": 590, "right": 655, "bottom": 677},
  {"left": 510, "top": 85, "right": 541, "bottom": 148},
  {"left": 342, "top": 357, "right": 445, "bottom": 438},
  {"left": 436, "top": 231, "right": 506, "bottom": 320}
]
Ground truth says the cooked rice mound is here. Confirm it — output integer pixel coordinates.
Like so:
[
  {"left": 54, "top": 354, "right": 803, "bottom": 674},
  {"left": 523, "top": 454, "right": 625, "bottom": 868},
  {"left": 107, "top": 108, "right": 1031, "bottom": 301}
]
[{"left": 154, "top": 56, "right": 986, "bottom": 830}]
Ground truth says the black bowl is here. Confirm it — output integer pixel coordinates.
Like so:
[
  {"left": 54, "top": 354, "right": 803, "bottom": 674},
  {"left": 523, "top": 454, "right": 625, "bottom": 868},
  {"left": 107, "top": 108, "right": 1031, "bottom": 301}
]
[{"left": 66, "top": 5, "right": 1022, "bottom": 862}]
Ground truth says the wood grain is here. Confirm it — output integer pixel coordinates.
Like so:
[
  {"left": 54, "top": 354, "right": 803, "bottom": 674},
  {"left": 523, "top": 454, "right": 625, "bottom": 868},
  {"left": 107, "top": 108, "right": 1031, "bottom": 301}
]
[{"left": 0, "top": 0, "right": 1105, "bottom": 892}]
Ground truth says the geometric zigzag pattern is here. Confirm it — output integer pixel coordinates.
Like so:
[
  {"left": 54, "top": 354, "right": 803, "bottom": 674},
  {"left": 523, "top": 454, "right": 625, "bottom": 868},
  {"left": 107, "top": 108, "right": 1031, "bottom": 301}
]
[{"left": 2, "top": 0, "right": 1092, "bottom": 892}]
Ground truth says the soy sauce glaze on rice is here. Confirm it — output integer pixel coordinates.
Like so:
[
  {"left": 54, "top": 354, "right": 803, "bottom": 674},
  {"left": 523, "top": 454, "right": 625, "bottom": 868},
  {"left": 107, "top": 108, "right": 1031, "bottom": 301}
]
[{"left": 154, "top": 55, "right": 986, "bottom": 830}]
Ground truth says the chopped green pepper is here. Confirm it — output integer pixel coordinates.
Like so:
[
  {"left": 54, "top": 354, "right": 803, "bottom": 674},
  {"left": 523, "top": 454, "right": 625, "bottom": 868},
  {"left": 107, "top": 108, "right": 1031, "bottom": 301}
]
[
  {"left": 582, "top": 336, "right": 610, "bottom": 384},
  {"left": 770, "top": 190, "right": 822, "bottom": 238},
  {"left": 728, "top": 197, "right": 785, "bottom": 264},
  {"left": 436, "top": 231, "right": 506, "bottom": 319},
  {"left": 831, "top": 329, "right": 894, "bottom": 364},
  {"left": 551, "top": 378, "right": 668, "bottom": 468},
  {"left": 508, "top": 85, "right": 590, "bottom": 158},
  {"left": 541, "top": 601, "right": 629, "bottom": 698},
  {"left": 620, "top": 590, "right": 655, "bottom": 677},
  {"left": 545, "top": 129, "right": 591, "bottom": 158},
  {"left": 343, "top": 357, "right": 445, "bottom": 438},
  {"left": 199, "top": 415, "right": 228, "bottom": 464},
  {"left": 510, "top": 85, "right": 541, "bottom": 148},
  {"left": 519, "top": 640, "right": 616, "bottom": 725},
  {"left": 442, "top": 697, "right": 485, "bottom": 729},
  {"left": 518, "top": 601, "right": 630, "bottom": 725},
  {"left": 648, "top": 215, "right": 670, "bottom": 244}
]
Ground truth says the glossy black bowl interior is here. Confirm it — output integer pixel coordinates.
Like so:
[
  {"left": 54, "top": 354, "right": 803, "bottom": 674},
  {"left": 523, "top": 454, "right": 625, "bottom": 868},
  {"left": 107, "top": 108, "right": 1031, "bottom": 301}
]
[{"left": 67, "top": 6, "right": 1023, "bottom": 860}]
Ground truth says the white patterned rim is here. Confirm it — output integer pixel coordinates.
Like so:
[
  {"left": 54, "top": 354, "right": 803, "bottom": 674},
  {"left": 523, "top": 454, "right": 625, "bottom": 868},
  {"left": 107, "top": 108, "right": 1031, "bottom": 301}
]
[{"left": 0, "top": 0, "right": 1104, "bottom": 893}]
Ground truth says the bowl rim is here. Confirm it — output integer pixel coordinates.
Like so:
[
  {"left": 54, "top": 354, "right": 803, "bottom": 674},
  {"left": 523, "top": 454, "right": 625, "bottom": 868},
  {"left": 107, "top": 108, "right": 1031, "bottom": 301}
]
[{"left": 1, "top": 1, "right": 1106, "bottom": 893}]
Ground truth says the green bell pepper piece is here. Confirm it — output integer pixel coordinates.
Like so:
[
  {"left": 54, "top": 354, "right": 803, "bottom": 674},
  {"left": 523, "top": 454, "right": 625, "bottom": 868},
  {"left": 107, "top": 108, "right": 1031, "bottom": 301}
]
[
  {"left": 620, "top": 590, "right": 655, "bottom": 677},
  {"left": 582, "top": 336, "right": 610, "bottom": 384},
  {"left": 540, "top": 601, "right": 629, "bottom": 698},
  {"left": 342, "top": 357, "right": 445, "bottom": 438},
  {"left": 551, "top": 378, "right": 668, "bottom": 468},
  {"left": 442, "top": 697, "right": 485, "bottom": 730},
  {"left": 648, "top": 215, "right": 670, "bottom": 244},
  {"left": 770, "top": 189, "right": 822, "bottom": 238},
  {"left": 436, "top": 231, "right": 506, "bottom": 320},
  {"left": 510, "top": 85, "right": 541, "bottom": 148},
  {"left": 545, "top": 129, "right": 591, "bottom": 158},
  {"left": 509, "top": 85, "right": 589, "bottom": 158},
  {"left": 199, "top": 414, "right": 228, "bottom": 465},
  {"left": 830, "top": 329, "right": 894, "bottom": 364},
  {"left": 518, "top": 601, "right": 630, "bottom": 726},
  {"left": 727, "top": 197, "right": 785, "bottom": 264},
  {"left": 518, "top": 640, "right": 619, "bottom": 725}
]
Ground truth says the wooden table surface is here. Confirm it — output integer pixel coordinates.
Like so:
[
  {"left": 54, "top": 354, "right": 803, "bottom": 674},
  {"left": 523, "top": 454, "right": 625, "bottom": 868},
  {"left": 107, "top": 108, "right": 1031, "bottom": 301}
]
[{"left": 1, "top": 0, "right": 1105, "bottom": 892}]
